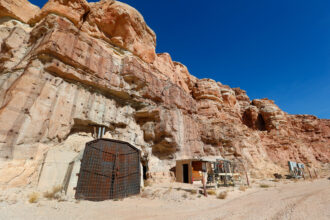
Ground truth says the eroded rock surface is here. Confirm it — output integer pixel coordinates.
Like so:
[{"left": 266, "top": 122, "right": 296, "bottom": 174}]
[
  {"left": 0, "top": 0, "right": 39, "bottom": 23},
  {"left": 0, "top": 0, "right": 329, "bottom": 188}
]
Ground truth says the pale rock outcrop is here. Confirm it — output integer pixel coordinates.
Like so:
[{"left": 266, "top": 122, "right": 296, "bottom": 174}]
[
  {"left": 0, "top": 0, "right": 39, "bottom": 23},
  {"left": 81, "top": 0, "right": 156, "bottom": 63},
  {"left": 0, "top": 19, "right": 31, "bottom": 72},
  {"left": 233, "top": 87, "right": 251, "bottom": 115},
  {"left": 153, "top": 53, "right": 194, "bottom": 93},
  {"left": 30, "top": 0, "right": 90, "bottom": 26},
  {"left": 251, "top": 99, "right": 287, "bottom": 131},
  {"left": 193, "top": 79, "right": 223, "bottom": 103}
]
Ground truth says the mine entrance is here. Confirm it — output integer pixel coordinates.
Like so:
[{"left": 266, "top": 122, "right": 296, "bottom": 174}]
[
  {"left": 183, "top": 164, "right": 189, "bottom": 183},
  {"left": 75, "top": 139, "right": 141, "bottom": 201}
]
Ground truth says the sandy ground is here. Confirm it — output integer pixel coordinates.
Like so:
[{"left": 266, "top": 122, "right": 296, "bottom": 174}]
[{"left": 0, "top": 178, "right": 329, "bottom": 220}]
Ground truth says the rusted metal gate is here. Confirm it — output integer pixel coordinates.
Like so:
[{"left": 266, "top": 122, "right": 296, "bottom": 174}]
[{"left": 75, "top": 139, "right": 140, "bottom": 201}]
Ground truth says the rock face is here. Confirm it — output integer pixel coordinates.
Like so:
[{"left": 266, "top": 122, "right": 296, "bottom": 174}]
[
  {"left": 0, "top": 0, "right": 329, "bottom": 188},
  {"left": 30, "top": 0, "right": 90, "bottom": 26},
  {"left": 81, "top": 0, "right": 156, "bottom": 63},
  {"left": 0, "top": 0, "right": 40, "bottom": 23}
]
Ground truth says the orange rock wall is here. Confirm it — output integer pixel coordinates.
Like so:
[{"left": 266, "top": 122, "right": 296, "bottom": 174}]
[{"left": 0, "top": 0, "right": 329, "bottom": 186}]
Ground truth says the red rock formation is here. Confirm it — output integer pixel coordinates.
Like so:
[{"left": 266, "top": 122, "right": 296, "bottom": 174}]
[
  {"left": 81, "top": 0, "right": 156, "bottom": 63},
  {"left": 0, "top": 0, "right": 329, "bottom": 187},
  {"left": 0, "top": 0, "right": 39, "bottom": 23},
  {"left": 30, "top": 0, "right": 89, "bottom": 26}
]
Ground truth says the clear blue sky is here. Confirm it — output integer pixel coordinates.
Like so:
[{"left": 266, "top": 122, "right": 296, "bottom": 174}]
[{"left": 30, "top": 0, "right": 330, "bottom": 119}]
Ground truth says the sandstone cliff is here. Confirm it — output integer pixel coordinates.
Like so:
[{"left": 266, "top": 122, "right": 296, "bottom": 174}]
[{"left": 0, "top": 0, "right": 329, "bottom": 187}]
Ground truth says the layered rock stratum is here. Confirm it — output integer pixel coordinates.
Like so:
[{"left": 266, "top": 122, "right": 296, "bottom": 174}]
[{"left": 0, "top": 0, "right": 329, "bottom": 187}]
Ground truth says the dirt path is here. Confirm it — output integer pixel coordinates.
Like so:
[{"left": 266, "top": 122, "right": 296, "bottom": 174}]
[
  {"left": 1, "top": 179, "right": 329, "bottom": 220},
  {"left": 146, "top": 179, "right": 330, "bottom": 220}
]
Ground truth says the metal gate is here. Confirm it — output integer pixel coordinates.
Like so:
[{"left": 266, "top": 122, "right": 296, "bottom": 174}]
[{"left": 75, "top": 139, "right": 141, "bottom": 201}]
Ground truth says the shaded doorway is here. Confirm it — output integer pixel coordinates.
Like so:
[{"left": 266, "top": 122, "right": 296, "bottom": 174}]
[
  {"left": 141, "top": 158, "right": 148, "bottom": 180},
  {"left": 143, "top": 165, "right": 148, "bottom": 180},
  {"left": 183, "top": 164, "right": 189, "bottom": 183}
]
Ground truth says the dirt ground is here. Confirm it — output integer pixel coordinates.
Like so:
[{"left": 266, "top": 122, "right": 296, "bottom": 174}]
[{"left": 0, "top": 178, "right": 329, "bottom": 220}]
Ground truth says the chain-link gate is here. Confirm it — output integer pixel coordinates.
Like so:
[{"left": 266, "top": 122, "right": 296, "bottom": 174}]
[{"left": 75, "top": 139, "right": 141, "bottom": 201}]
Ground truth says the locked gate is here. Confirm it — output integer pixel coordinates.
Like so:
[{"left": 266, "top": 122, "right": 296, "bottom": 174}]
[{"left": 75, "top": 139, "right": 141, "bottom": 201}]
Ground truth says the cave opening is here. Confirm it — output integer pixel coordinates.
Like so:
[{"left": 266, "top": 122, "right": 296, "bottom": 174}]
[
  {"left": 242, "top": 111, "right": 253, "bottom": 128},
  {"left": 256, "top": 114, "right": 266, "bottom": 131}
]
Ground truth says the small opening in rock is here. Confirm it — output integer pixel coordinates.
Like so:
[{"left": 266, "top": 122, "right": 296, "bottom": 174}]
[
  {"left": 256, "top": 114, "right": 266, "bottom": 131},
  {"left": 143, "top": 165, "right": 148, "bottom": 180},
  {"left": 82, "top": 10, "right": 90, "bottom": 23},
  {"left": 141, "top": 159, "right": 149, "bottom": 180}
]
